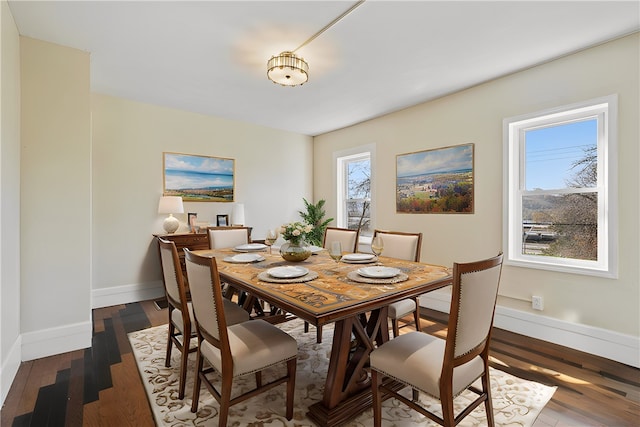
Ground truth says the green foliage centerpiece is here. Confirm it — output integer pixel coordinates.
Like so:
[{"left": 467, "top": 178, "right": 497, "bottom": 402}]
[
  {"left": 279, "top": 222, "right": 314, "bottom": 262},
  {"left": 298, "top": 198, "right": 333, "bottom": 247}
]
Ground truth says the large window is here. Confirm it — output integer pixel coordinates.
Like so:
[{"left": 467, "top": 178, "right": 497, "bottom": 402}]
[
  {"left": 503, "top": 96, "right": 617, "bottom": 277},
  {"left": 336, "top": 149, "right": 372, "bottom": 237}
]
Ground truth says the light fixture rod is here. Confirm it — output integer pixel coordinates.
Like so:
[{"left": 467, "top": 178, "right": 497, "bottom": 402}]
[{"left": 292, "top": 0, "right": 366, "bottom": 53}]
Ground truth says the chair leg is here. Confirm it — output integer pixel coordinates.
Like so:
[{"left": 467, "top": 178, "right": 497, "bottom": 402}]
[
  {"left": 316, "top": 325, "right": 323, "bottom": 343},
  {"left": 413, "top": 303, "right": 422, "bottom": 333},
  {"left": 255, "top": 371, "right": 262, "bottom": 388},
  {"left": 191, "top": 349, "right": 204, "bottom": 413},
  {"left": 219, "top": 373, "right": 233, "bottom": 427},
  {"left": 441, "top": 389, "right": 456, "bottom": 427},
  {"left": 391, "top": 318, "right": 399, "bottom": 337},
  {"left": 285, "top": 358, "right": 297, "bottom": 420},
  {"left": 371, "top": 369, "right": 382, "bottom": 427},
  {"left": 178, "top": 328, "right": 190, "bottom": 399},
  {"left": 483, "top": 370, "right": 495, "bottom": 427},
  {"left": 304, "top": 321, "right": 309, "bottom": 333},
  {"left": 165, "top": 322, "right": 175, "bottom": 367}
]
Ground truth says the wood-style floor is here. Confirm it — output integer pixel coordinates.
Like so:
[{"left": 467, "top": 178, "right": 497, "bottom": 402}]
[{"left": 1, "top": 300, "right": 639, "bottom": 426}]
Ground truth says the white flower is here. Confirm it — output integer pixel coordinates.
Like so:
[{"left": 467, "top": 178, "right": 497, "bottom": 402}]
[{"left": 292, "top": 229, "right": 301, "bottom": 236}]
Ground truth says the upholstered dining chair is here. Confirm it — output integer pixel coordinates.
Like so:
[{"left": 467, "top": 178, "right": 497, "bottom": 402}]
[
  {"left": 207, "top": 226, "right": 251, "bottom": 250},
  {"left": 370, "top": 253, "right": 504, "bottom": 427},
  {"left": 373, "top": 229, "right": 423, "bottom": 337},
  {"left": 322, "top": 226, "right": 360, "bottom": 253},
  {"left": 184, "top": 250, "right": 298, "bottom": 426},
  {"left": 157, "top": 238, "right": 250, "bottom": 399},
  {"left": 304, "top": 226, "right": 361, "bottom": 343}
]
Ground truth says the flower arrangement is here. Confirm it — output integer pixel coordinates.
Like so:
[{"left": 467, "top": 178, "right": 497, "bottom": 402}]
[{"left": 279, "top": 221, "right": 314, "bottom": 245}]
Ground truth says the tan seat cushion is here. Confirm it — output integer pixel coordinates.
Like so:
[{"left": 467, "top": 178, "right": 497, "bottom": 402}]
[
  {"left": 370, "top": 331, "right": 484, "bottom": 399},
  {"left": 200, "top": 319, "right": 297, "bottom": 377},
  {"left": 388, "top": 299, "right": 416, "bottom": 319},
  {"left": 171, "top": 304, "right": 195, "bottom": 336}
]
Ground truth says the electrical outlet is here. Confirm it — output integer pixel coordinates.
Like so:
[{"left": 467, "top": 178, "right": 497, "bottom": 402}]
[{"left": 532, "top": 295, "right": 544, "bottom": 311}]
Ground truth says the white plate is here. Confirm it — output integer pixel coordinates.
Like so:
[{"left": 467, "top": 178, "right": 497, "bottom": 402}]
[
  {"left": 308, "top": 245, "right": 324, "bottom": 254},
  {"left": 234, "top": 243, "right": 267, "bottom": 252},
  {"left": 357, "top": 266, "right": 401, "bottom": 279},
  {"left": 224, "top": 253, "right": 265, "bottom": 263},
  {"left": 342, "top": 253, "right": 376, "bottom": 261},
  {"left": 268, "top": 266, "right": 309, "bottom": 279}
]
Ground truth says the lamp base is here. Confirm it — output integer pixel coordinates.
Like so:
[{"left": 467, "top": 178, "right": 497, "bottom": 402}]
[{"left": 163, "top": 215, "right": 180, "bottom": 234}]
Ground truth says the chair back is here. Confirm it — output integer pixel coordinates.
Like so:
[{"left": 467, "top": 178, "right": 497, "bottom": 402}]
[
  {"left": 207, "top": 226, "right": 251, "bottom": 249},
  {"left": 323, "top": 227, "right": 359, "bottom": 253},
  {"left": 157, "top": 238, "right": 188, "bottom": 309},
  {"left": 373, "top": 229, "right": 422, "bottom": 262},
  {"left": 184, "top": 250, "right": 229, "bottom": 346},
  {"left": 446, "top": 253, "right": 503, "bottom": 363}
]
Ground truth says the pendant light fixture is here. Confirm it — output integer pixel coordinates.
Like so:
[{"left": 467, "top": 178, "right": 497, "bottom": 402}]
[{"left": 267, "top": 0, "right": 365, "bottom": 87}]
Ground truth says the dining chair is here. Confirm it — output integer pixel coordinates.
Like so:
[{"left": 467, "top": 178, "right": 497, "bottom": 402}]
[
  {"left": 304, "top": 226, "right": 361, "bottom": 343},
  {"left": 184, "top": 250, "right": 298, "bottom": 426},
  {"left": 370, "top": 253, "right": 504, "bottom": 427},
  {"left": 157, "top": 238, "right": 250, "bottom": 399},
  {"left": 373, "top": 229, "right": 423, "bottom": 337},
  {"left": 322, "top": 226, "right": 359, "bottom": 253},
  {"left": 207, "top": 225, "right": 259, "bottom": 308},
  {"left": 207, "top": 226, "right": 251, "bottom": 250}
]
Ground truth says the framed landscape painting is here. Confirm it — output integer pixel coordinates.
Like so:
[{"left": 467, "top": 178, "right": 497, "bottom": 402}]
[
  {"left": 163, "top": 152, "right": 235, "bottom": 202},
  {"left": 396, "top": 143, "right": 474, "bottom": 213}
]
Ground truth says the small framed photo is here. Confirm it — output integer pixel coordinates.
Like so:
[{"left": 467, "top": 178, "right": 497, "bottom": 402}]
[
  {"left": 188, "top": 213, "right": 198, "bottom": 233},
  {"left": 216, "top": 214, "right": 229, "bottom": 227}
]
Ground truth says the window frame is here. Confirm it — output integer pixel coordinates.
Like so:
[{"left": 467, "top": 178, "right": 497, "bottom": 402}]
[
  {"left": 334, "top": 144, "right": 375, "bottom": 237},
  {"left": 503, "top": 95, "right": 618, "bottom": 278}
]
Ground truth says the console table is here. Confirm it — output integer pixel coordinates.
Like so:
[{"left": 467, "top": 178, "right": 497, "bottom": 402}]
[{"left": 154, "top": 232, "right": 209, "bottom": 279}]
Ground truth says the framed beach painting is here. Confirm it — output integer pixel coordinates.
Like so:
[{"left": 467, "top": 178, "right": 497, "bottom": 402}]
[
  {"left": 163, "top": 152, "right": 235, "bottom": 202},
  {"left": 396, "top": 143, "right": 474, "bottom": 214}
]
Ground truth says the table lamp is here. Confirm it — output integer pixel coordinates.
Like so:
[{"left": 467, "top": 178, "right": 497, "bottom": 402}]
[
  {"left": 158, "top": 196, "right": 184, "bottom": 233},
  {"left": 231, "top": 203, "right": 245, "bottom": 226}
]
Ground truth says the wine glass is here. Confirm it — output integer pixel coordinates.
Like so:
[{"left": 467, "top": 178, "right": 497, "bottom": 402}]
[
  {"left": 371, "top": 236, "right": 384, "bottom": 258},
  {"left": 329, "top": 241, "right": 343, "bottom": 263},
  {"left": 265, "top": 229, "right": 278, "bottom": 254}
]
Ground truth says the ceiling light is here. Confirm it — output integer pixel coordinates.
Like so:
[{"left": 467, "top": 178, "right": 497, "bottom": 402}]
[
  {"left": 267, "top": 51, "right": 309, "bottom": 86},
  {"left": 266, "top": 0, "right": 365, "bottom": 87}
]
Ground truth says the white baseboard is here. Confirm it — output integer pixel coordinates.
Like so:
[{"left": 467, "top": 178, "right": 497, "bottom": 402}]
[
  {"left": 420, "top": 292, "right": 640, "bottom": 368},
  {"left": 21, "top": 320, "right": 92, "bottom": 362},
  {"left": 1, "top": 335, "right": 22, "bottom": 406},
  {"left": 92, "top": 280, "right": 165, "bottom": 309}
]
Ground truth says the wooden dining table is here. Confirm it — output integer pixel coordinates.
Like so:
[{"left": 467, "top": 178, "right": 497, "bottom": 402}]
[{"left": 192, "top": 247, "right": 452, "bottom": 427}]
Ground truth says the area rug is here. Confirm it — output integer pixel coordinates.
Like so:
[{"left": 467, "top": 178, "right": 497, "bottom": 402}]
[{"left": 128, "top": 320, "right": 555, "bottom": 426}]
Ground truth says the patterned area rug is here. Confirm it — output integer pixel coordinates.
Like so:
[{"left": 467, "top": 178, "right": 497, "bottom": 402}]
[{"left": 128, "top": 320, "right": 555, "bottom": 426}]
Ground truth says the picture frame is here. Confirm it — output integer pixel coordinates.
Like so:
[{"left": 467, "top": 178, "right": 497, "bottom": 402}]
[
  {"left": 396, "top": 143, "right": 474, "bottom": 214},
  {"left": 188, "top": 212, "right": 198, "bottom": 233},
  {"left": 163, "top": 152, "right": 235, "bottom": 202},
  {"left": 216, "top": 214, "right": 229, "bottom": 227}
]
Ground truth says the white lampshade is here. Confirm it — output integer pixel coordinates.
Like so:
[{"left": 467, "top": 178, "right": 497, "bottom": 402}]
[
  {"left": 231, "top": 203, "right": 245, "bottom": 226},
  {"left": 158, "top": 196, "right": 184, "bottom": 233}
]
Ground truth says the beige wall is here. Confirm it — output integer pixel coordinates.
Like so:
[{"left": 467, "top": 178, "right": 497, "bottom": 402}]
[
  {"left": 91, "top": 94, "right": 313, "bottom": 297},
  {"left": 314, "top": 34, "right": 639, "bottom": 339},
  {"left": 20, "top": 37, "right": 92, "bottom": 353},
  {"left": 1, "top": 0, "right": 22, "bottom": 402}
]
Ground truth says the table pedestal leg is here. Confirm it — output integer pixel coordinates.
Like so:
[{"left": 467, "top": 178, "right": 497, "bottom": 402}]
[{"left": 307, "top": 307, "right": 389, "bottom": 427}]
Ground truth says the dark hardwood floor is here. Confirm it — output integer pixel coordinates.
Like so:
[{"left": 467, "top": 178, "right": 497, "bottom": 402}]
[{"left": 1, "top": 300, "right": 639, "bottom": 426}]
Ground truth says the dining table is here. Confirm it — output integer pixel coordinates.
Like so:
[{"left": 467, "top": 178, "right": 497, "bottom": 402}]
[{"left": 192, "top": 247, "right": 452, "bottom": 427}]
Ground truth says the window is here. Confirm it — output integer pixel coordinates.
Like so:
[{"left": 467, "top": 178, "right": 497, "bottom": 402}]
[
  {"left": 336, "top": 147, "right": 373, "bottom": 237},
  {"left": 503, "top": 95, "right": 617, "bottom": 277}
]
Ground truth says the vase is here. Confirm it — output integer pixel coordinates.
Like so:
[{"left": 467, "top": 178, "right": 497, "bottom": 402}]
[{"left": 280, "top": 240, "right": 312, "bottom": 262}]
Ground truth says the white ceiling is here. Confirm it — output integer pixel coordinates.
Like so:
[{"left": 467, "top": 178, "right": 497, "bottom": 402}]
[{"left": 8, "top": 1, "right": 640, "bottom": 136}]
